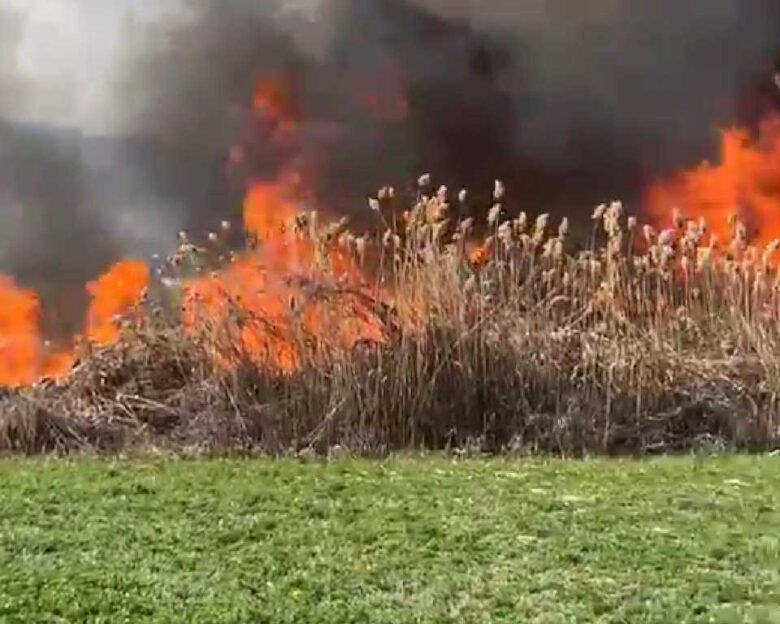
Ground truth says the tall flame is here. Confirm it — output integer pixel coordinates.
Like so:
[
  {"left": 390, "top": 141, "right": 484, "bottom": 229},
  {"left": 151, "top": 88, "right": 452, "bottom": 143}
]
[
  {"left": 647, "top": 115, "right": 780, "bottom": 247},
  {"left": 180, "top": 73, "right": 385, "bottom": 373},
  {"left": 0, "top": 71, "right": 387, "bottom": 389},
  {"left": 183, "top": 174, "right": 384, "bottom": 374},
  {"left": 0, "top": 260, "right": 149, "bottom": 387},
  {"left": 86, "top": 260, "right": 150, "bottom": 345},
  {"left": 0, "top": 277, "right": 44, "bottom": 387}
]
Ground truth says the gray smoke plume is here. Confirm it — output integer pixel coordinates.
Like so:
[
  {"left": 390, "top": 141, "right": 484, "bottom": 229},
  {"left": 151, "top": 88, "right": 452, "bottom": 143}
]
[{"left": 0, "top": 0, "right": 778, "bottom": 335}]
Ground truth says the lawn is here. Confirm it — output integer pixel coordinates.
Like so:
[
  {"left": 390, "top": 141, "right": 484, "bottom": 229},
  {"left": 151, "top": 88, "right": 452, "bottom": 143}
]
[{"left": 0, "top": 455, "right": 778, "bottom": 623}]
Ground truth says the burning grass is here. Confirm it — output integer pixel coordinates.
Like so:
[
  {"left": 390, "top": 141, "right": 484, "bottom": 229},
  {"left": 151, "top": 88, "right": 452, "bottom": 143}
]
[
  {"left": 3, "top": 162, "right": 780, "bottom": 456},
  {"left": 2, "top": 111, "right": 780, "bottom": 456}
]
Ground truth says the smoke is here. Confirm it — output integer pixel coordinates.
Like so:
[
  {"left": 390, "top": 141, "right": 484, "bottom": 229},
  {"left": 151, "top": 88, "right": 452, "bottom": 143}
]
[
  {"left": 118, "top": 0, "right": 780, "bottom": 215},
  {"left": 411, "top": 0, "right": 780, "bottom": 157},
  {"left": 0, "top": 0, "right": 778, "bottom": 333}
]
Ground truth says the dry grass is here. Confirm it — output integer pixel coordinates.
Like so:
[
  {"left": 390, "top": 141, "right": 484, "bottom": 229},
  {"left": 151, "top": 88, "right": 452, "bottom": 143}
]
[{"left": 2, "top": 179, "right": 780, "bottom": 456}]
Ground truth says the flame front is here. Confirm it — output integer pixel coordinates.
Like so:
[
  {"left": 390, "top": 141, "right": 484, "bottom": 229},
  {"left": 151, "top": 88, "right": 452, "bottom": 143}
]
[
  {"left": 1, "top": 68, "right": 776, "bottom": 388},
  {"left": 0, "top": 72, "right": 387, "bottom": 388},
  {"left": 0, "top": 277, "right": 45, "bottom": 387},
  {"left": 0, "top": 260, "right": 149, "bottom": 387},
  {"left": 86, "top": 260, "right": 150, "bottom": 345},
  {"left": 179, "top": 73, "right": 386, "bottom": 372},
  {"left": 183, "top": 174, "right": 385, "bottom": 374},
  {"left": 647, "top": 115, "right": 780, "bottom": 249}
]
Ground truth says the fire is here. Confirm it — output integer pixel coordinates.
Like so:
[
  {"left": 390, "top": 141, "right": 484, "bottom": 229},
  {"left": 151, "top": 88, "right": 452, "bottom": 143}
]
[
  {"left": 183, "top": 174, "right": 385, "bottom": 374},
  {"left": 647, "top": 114, "right": 780, "bottom": 250},
  {"left": 86, "top": 260, "right": 150, "bottom": 345},
  {"left": 40, "top": 350, "right": 77, "bottom": 381},
  {"left": 253, "top": 74, "right": 295, "bottom": 121},
  {"left": 5, "top": 64, "right": 771, "bottom": 389},
  {"left": 243, "top": 172, "right": 302, "bottom": 241},
  {"left": 178, "top": 72, "right": 386, "bottom": 373},
  {"left": 0, "top": 260, "right": 149, "bottom": 388},
  {"left": 0, "top": 277, "right": 45, "bottom": 387},
  {"left": 468, "top": 244, "right": 491, "bottom": 269}
]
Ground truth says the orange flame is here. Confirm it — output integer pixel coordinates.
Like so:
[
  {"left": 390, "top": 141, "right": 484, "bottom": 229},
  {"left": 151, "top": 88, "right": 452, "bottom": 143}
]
[
  {"left": 647, "top": 114, "right": 780, "bottom": 248},
  {"left": 243, "top": 173, "right": 302, "bottom": 242},
  {"left": 253, "top": 74, "right": 294, "bottom": 119},
  {"left": 86, "top": 260, "right": 150, "bottom": 345},
  {"left": 0, "top": 277, "right": 79, "bottom": 387},
  {"left": 0, "top": 260, "right": 149, "bottom": 387},
  {"left": 4, "top": 63, "right": 774, "bottom": 389},
  {"left": 178, "top": 71, "right": 385, "bottom": 373},
  {"left": 468, "top": 244, "right": 491, "bottom": 269},
  {"left": 0, "top": 277, "right": 45, "bottom": 387},
  {"left": 183, "top": 173, "right": 385, "bottom": 373},
  {"left": 40, "top": 349, "right": 77, "bottom": 381}
]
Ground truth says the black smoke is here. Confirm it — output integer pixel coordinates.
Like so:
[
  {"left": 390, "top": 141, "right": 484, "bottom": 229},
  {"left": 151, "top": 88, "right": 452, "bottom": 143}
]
[{"left": 120, "top": 0, "right": 780, "bottom": 222}]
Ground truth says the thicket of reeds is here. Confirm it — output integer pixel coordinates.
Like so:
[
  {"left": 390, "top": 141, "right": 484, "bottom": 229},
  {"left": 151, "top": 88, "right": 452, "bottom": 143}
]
[{"left": 2, "top": 178, "right": 779, "bottom": 456}]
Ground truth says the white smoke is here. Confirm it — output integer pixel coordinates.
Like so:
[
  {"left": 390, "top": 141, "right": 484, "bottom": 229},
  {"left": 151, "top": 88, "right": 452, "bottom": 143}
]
[
  {"left": 0, "top": 0, "right": 192, "bottom": 134},
  {"left": 0, "top": 0, "right": 196, "bottom": 292},
  {"left": 0, "top": 0, "right": 335, "bottom": 301},
  {"left": 0, "top": 0, "right": 337, "bottom": 135}
]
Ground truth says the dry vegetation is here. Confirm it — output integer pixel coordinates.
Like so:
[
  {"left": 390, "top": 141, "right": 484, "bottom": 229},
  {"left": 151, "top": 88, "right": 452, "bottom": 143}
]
[{"left": 2, "top": 178, "right": 780, "bottom": 456}]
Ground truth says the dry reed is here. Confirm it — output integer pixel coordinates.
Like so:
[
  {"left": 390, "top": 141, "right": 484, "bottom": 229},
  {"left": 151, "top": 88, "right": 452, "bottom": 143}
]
[{"left": 2, "top": 178, "right": 779, "bottom": 456}]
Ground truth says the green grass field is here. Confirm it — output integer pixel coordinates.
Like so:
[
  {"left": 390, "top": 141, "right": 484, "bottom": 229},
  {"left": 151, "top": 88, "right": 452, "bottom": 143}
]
[{"left": 0, "top": 456, "right": 778, "bottom": 623}]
